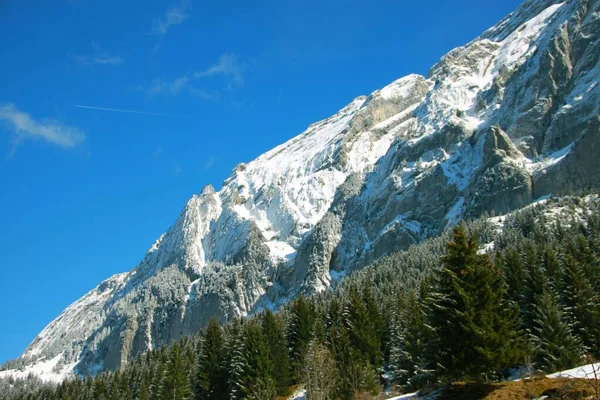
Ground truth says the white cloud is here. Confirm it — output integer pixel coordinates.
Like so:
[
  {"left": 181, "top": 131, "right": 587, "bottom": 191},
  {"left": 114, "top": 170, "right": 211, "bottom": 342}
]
[
  {"left": 193, "top": 54, "right": 243, "bottom": 84},
  {"left": 144, "top": 54, "right": 243, "bottom": 97},
  {"left": 202, "top": 154, "right": 217, "bottom": 170},
  {"left": 0, "top": 104, "right": 85, "bottom": 149},
  {"left": 145, "top": 76, "right": 190, "bottom": 96},
  {"left": 72, "top": 43, "right": 124, "bottom": 66},
  {"left": 152, "top": 0, "right": 191, "bottom": 35},
  {"left": 152, "top": 147, "right": 163, "bottom": 159}
]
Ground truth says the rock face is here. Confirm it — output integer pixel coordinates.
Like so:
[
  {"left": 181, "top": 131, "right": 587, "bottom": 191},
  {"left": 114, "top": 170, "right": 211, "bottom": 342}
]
[{"left": 2, "top": 0, "right": 600, "bottom": 382}]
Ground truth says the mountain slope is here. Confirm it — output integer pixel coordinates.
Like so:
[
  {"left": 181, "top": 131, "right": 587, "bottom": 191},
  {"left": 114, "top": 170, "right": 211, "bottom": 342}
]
[{"left": 2, "top": 0, "right": 600, "bottom": 382}]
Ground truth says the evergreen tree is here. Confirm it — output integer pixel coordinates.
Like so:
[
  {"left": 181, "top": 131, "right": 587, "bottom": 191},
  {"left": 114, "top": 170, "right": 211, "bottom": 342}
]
[
  {"left": 429, "top": 223, "right": 527, "bottom": 382},
  {"left": 235, "top": 322, "right": 276, "bottom": 400},
  {"left": 521, "top": 242, "right": 546, "bottom": 334},
  {"left": 287, "top": 296, "right": 315, "bottom": 379},
  {"left": 260, "top": 309, "right": 291, "bottom": 396},
  {"left": 160, "top": 342, "right": 191, "bottom": 400},
  {"left": 195, "top": 318, "right": 228, "bottom": 400},
  {"left": 499, "top": 247, "right": 525, "bottom": 305},
  {"left": 561, "top": 252, "right": 600, "bottom": 356},
  {"left": 303, "top": 342, "right": 339, "bottom": 400},
  {"left": 344, "top": 286, "right": 382, "bottom": 367},
  {"left": 531, "top": 291, "right": 584, "bottom": 372},
  {"left": 389, "top": 289, "right": 434, "bottom": 390}
]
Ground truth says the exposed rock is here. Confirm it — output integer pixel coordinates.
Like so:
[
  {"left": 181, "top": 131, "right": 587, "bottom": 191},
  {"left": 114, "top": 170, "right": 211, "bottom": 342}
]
[{"left": 4, "top": 0, "right": 600, "bottom": 382}]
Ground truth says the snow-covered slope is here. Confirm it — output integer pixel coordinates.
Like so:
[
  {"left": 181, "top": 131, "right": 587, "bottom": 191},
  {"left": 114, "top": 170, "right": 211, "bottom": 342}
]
[{"left": 3, "top": 0, "right": 600, "bottom": 382}]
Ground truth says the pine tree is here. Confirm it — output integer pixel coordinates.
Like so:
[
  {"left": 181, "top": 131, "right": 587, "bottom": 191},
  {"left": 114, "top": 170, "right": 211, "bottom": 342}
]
[
  {"left": 329, "top": 323, "right": 360, "bottom": 397},
  {"left": 429, "top": 223, "right": 527, "bottom": 382},
  {"left": 531, "top": 290, "right": 584, "bottom": 372},
  {"left": 499, "top": 247, "right": 524, "bottom": 305},
  {"left": 521, "top": 242, "right": 546, "bottom": 334},
  {"left": 138, "top": 367, "right": 151, "bottom": 400},
  {"left": 561, "top": 251, "right": 600, "bottom": 356},
  {"left": 260, "top": 309, "right": 291, "bottom": 396},
  {"left": 195, "top": 318, "right": 228, "bottom": 400},
  {"left": 344, "top": 286, "right": 382, "bottom": 367},
  {"left": 389, "top": 289, "right": 434, "bottom": 390},
  {"left": 160, "top": 342, "right": 192, "bottom": 400},
  {"left": 287, "top": 296, "right": 315, "bottom": 379},
  {"left": 303, "top": 342, "right": 339, "bottom": 400},
  {"left": 235, "top": 321, "right": 276, "bottom": 400}
]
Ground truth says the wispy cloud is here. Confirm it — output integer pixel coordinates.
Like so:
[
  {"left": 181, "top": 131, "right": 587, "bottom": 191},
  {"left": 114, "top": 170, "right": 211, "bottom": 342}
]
[
  {"left": 202, "top": 154, "right": 217, "bottom": 170},
  {"left": 151, "top": 0, "right": 191, "bottom": 35},
  {"left": 71, "top": 43, "right": 124, "bottom": 66},
  {"left": 192, "top": 54, "right": 243, "bottom": 84},
  {"left": 144, "top": 53, "right": 243, "bottom": 97},
  {"left": 152, "top": 147, "right": 163, "bottom": 160},
  {"left": 0, "top": 103, "right": 85, "bottom": 150},
  {"left": 74, "top": 104, "right": 175, "bottom": 116}
]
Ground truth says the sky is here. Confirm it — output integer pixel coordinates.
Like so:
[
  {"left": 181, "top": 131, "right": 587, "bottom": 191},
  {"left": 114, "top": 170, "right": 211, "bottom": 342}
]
[{"left": 0, "top": 0, "right": 523, "bottom": 364}]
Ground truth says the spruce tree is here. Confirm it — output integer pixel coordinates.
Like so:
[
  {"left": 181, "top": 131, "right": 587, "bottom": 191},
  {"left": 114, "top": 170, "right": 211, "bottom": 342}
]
[
  {"left": 499, "top": 247, "right": 524, "bottom": 305},
  {"left": 561, "top": 252, "right": 600, "bottom": 356},
  {"left": 261, "top": 309, "right": 291, "bottom": 396},
  {"left": 429, "top": 223, "right": 526, "bottom": 382},
  {"left": 344, "top": 286, "right": 382, "bottom": 367},
  {"left": 235, "top": 321, "right": 276, "bottom": 400},
  {"left": 287, "top": 296, "right": 315, "bottom": 379},
  {"left": 531, "top": 290, "right": 584, "bottom": 372},
  {"left": 160, "top": 342, "right": 191, "bottom": 400},
  {"left": 389, "top": 289, "right": 433, "bottom": 390},
  {"left": 195, "top": 318, "right": 228, "bottom": 400}
]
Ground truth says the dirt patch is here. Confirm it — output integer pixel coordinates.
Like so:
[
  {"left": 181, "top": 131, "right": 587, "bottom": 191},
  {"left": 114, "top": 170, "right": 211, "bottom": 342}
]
[{"left": 436, "top": 377, "right": 599, "bottom": 399}]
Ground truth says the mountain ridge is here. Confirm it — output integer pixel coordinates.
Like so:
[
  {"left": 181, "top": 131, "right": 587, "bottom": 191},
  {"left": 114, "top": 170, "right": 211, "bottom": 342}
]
[{"left": 2, "top": 0, "right": 600, "bottom": 382}]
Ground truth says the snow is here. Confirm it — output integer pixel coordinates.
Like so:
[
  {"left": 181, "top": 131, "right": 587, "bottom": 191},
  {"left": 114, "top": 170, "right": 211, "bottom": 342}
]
[
  {"left": 386, "top": 393, "right": 418, "bottom": 400},
  {"left": 288, "top": 387, "right": 306, "bottom": 400},
  {"left": 265, "top": 240, "right": 296, "bottom": 262},
  {"left": 445, "top": 197, "right": 465, "bottom": 229},
  {"left": 548, "top": 363, "right": 600, "bottom": 379},
  {"left": 526, "top": 143, "right": 574, "bottom": 174},
  {"left": 380, "top": 74, "right": 426, "bottom": 100},
  {"left": 4, "top": 0, "right": 586, "bottom": 384},
  {"left": 329, "top": 269, "right": 346, "bottom": 283},
  {"left": 0, "top": 353, "right": 75, "bottom": 383}
]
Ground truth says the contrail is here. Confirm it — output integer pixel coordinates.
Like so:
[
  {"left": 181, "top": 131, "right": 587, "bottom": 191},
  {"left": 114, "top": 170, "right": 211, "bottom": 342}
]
[{"left": 75, "top": 104, "right": 175, "bottom": 116}]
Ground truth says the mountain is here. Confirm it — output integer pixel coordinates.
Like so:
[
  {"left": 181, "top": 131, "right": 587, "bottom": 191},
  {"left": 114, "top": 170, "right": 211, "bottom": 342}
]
[{"left": 2, "top": 0, "right": 599, "bottom": 382}]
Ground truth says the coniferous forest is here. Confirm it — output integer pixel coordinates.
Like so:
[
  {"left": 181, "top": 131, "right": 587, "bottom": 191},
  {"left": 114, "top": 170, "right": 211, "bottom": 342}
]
[{"left": 2, "top": 195, "right": 600, "bottom": 399}]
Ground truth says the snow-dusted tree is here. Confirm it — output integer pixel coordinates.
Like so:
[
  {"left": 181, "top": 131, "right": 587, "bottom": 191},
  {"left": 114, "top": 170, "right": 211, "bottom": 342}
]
[
  {"left": 287, "top": 296, "right": 315, "bottom": 379},
  {"left": 260, "top": 309, "right": 291, "bottom": 396},
  {"left": 159, "top": 342, "right": 192, "bottom": 400},
  {"left": 304, "top": 342, "right": 339, "bottom": 400},
  {"left": 389, "top": 289, "right": 434, "bottom": 390},
  {"left": 429, "top": 223, "right": 527, "bottom": 382},
  {"left": 531, "top": 290, "right": 584, "bottom": 372},
  {"left": 232, "top": 321, "right": 275, "bottom": 400},
  {"left": 195, "top": 318, "right": 228, "bottom": 400}
]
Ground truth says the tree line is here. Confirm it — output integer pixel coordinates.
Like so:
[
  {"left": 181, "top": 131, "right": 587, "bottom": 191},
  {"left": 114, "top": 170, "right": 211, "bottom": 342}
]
[{"left": 2, "top": 195, "right": 600, "bottom": 399}]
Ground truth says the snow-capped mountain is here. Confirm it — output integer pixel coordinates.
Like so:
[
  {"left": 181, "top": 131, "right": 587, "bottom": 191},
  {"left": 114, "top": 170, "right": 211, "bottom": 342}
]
[{"left": 2, "top": 0, "right": 600, "bottom": 382}]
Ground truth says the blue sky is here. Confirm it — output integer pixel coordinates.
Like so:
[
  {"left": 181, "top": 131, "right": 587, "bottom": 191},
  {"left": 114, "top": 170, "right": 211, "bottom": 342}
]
[{"left": 0, "top": 0, "right": 523, "bottom": 364}]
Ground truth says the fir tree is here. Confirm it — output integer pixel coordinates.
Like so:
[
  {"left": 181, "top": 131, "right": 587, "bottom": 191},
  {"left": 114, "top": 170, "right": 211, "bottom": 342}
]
[
  {"left": 260, "top": 310, "right": 291, "bottom": 396},
  {"left": 238, "top": 322, "right": 276, "bottom": 400},
  {"left": 287, "top": 296, "right": 315, "bottom": 379},
  {"left": 561, "top": 252, "right": 600, "bottom": 356},
  {"left": 160, "top": 342, "right": 191, "bottom": 400},
  {"left": 389, "top": 289, "right": 434, "bottom": 390},
  {"left": 344, "top": 286, "right": 382, "bottom": 367},
  {"left": 499, "top": 247, "right": 525, "bottom": 305},
  {"left": 531, "top": 290, "right": 584, "bottom": 372},
  {"left": 429, "top": 223, "right": 527, "bottom": 382},
  {"left": 195, "top": 318, "right": 228, "bottom": 400}
]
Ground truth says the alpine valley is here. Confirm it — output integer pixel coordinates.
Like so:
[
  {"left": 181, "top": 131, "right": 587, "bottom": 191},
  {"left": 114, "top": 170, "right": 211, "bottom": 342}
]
[{"left": 2, "top": 0, "right": 600, "bottom": 383}]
